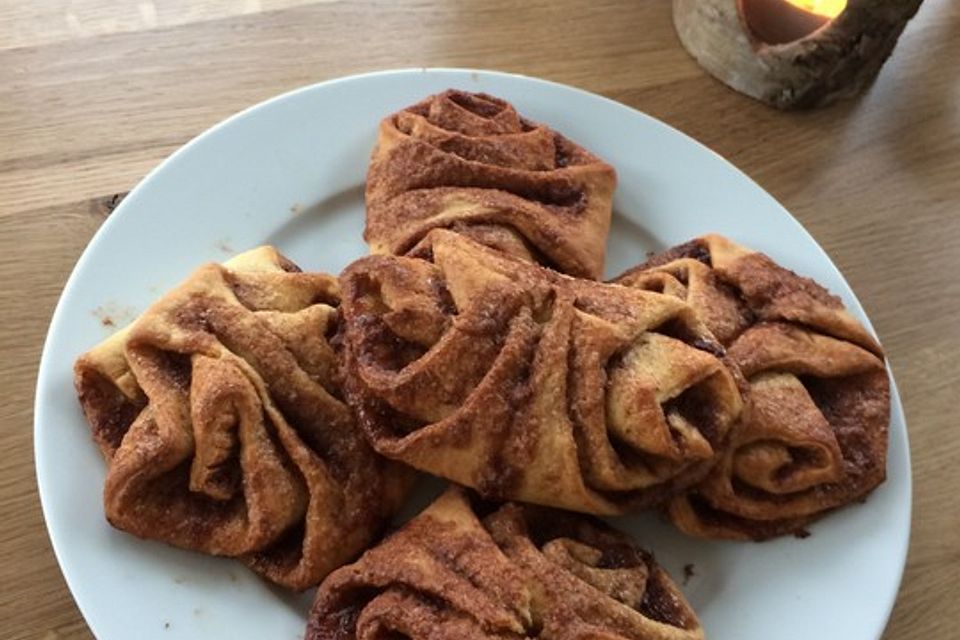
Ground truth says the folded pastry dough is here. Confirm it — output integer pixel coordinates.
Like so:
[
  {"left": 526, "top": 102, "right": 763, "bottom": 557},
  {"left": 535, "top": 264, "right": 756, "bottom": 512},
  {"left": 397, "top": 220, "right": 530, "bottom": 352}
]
[
  {"left": 340, "top": 230, "right": 742, "bottom": 515},
  {"left": 74, "top": 247, "right": 412, "bottom": 589},
  {"left": 616, "top": 235, "right": 889, "bottom": 539},
  {"left": 365, "top": 90, "right": 617, "bottom": 279},
  {"left": 307, "top": 487, "right": 703, "bottom": 640}
]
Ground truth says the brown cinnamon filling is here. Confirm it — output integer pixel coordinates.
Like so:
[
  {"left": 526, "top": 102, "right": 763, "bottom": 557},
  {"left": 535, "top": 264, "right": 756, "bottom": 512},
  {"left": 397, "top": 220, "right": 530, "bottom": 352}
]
[
  {"left": 447, "top": 91, "right": 507, "bottom": 119},
  {"left": 663, "top": 383, "right": 724, "bottom": 449},
  {"left": 638, "top": 574, "right": 687, "bottom": 626}
]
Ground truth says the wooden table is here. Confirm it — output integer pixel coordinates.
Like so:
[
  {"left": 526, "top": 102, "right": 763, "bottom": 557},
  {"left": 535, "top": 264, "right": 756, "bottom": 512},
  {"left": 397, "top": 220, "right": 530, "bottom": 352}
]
[{"left": 2, "top": 1, "right": 957, "bottom": 638}]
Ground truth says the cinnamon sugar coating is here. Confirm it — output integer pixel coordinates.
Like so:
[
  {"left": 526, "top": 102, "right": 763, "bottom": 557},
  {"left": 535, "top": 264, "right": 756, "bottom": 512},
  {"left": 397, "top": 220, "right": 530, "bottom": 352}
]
[
  {"left": 365, "top": 90, "right": 617, "bottom": 279},
  {"left": 74, "top": 247, "right": 413, "bottom": 589},
  {"left": 615, "top": 235, "right": 889, "bottom": 539},
  {"left": 307, "top": 487, "right": 703, "bottom": 640},
  {"left": 340, "top": 230, "right": 743, "bottom": 514}
]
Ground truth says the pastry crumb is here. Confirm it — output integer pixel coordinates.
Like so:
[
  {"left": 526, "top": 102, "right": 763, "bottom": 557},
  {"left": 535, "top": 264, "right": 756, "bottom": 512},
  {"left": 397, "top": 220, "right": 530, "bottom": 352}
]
[{"left": 92, "top": 303, "right": 136, "bottom": 329}]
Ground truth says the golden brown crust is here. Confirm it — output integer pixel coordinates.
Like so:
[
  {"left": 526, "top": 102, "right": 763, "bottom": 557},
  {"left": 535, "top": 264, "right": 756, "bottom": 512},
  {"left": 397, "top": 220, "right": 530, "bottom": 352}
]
[
  {"left": 306, "top": 487, "right": 703, "bottom": 640},
  {"left": 73, "top": 247, "right": 414, "bottom": 590},
  {"left": 614, "top": 235, "right": 889, "bottom": 539},
  {"left": 365, "top": 90, "right": 617, "bottom": 279},
  {"left": 340, "top": 230, "right": 743, "bottom": 515}
]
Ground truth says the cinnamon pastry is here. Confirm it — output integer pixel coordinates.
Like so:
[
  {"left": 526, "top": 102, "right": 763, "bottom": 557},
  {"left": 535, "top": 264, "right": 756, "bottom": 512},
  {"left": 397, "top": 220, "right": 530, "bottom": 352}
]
[
  {"left": 365, "top": 90, "right": 617, "bottom": 279},
  {"left": 340, "top": 229, "right": 742, "bottom": 515},
  {"left": 615, "top": 234, "right": 889, "bottom": 539},
  {"left": 74, "top": 247, "right": 412, "bottom": 589},
  {"left": 306, "top": 487, "right": 703, "bottom": 640}
]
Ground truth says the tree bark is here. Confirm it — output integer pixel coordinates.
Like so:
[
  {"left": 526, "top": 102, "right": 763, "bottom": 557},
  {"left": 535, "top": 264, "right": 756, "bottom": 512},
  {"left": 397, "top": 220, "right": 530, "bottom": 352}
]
[{"left": 672, "top": 0, "right": 924, "bottom": 109}]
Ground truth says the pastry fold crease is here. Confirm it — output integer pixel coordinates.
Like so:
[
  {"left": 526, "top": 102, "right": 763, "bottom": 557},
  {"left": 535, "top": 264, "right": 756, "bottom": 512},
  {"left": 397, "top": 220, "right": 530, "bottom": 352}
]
[
  {"left": 365, "top": 90, "right": 617, "bottom": 279},
  {"left": 341, "top": 230, "right": 743, "bottom": 515},
  {"left": 615, "top": 234, "right": 889, "bottom": 539},
  {"left": 307, "top": 487, "right": 703, "bottom": 640},
  {"left": 74, "top": 246, "right": 412, "bottom": 589}
]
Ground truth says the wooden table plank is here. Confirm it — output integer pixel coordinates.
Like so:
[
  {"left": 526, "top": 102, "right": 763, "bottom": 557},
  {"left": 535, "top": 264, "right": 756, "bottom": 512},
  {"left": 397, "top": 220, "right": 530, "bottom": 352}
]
[
  {"left": 0, "top": 0, "right": 327, "bottom": 51},
  {"left": 2, "top": 1, "right": 957, "bottom": 638}
]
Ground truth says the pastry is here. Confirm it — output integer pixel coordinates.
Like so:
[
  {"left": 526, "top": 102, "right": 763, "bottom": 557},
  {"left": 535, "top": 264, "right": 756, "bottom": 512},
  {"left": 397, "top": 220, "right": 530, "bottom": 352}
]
[
  {"left": 74, "top": 247, "right": 412, "bottom": 589},
  {"left": 306, "top": 487, "right": 703, "bottom": 640},
  {"left": 364, "top": 90, "right": 617, "bottom": 279},
  {"left": 340, "top": 229, "right": 742, "bottom": 515},
  {"left": 615, "top": 234, "right": 889, "bottom": 539}
]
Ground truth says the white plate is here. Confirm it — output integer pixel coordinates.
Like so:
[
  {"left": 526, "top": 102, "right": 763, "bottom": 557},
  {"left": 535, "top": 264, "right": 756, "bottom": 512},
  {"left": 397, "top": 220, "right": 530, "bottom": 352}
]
[{"left": 34, "top": 68, "right": 910, "bottom": 640}]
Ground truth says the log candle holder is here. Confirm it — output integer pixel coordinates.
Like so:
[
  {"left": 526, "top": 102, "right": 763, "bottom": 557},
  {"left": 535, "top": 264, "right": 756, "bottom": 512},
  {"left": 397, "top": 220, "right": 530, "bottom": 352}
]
[{"left": 673, "top": 0, "right": 923, "bottom": 109}]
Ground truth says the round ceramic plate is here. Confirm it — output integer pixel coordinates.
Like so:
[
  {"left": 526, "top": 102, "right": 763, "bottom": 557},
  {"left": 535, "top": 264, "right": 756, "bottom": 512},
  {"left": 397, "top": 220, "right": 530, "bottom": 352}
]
[{"left": 35, "top": 68, "right": 910, "bottom": 640}]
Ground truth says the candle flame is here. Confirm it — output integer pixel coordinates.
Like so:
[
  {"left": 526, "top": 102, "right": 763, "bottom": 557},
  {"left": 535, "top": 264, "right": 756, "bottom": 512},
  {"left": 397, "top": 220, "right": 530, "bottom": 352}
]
[{"left": 782, "top": 0, "right": 847, "bottom": 18}]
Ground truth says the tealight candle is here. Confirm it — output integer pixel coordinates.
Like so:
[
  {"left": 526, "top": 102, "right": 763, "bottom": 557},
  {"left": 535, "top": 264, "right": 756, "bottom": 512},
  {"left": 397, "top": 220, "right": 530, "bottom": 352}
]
[{"left": 744, "top": 0, "right": 848, "bottom": 44}]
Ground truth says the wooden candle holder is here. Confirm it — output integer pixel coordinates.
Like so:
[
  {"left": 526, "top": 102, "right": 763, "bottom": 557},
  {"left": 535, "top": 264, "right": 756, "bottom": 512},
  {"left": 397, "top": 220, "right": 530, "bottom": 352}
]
[{"left": 673, "top": 0, "right": 924, "bottom": 109}]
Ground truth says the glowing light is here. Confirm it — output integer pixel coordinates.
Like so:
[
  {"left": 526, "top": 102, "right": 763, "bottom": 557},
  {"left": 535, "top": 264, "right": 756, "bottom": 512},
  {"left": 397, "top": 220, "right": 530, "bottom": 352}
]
[{"left": 782, "top": 0, "right": 847, "bottom": 18}]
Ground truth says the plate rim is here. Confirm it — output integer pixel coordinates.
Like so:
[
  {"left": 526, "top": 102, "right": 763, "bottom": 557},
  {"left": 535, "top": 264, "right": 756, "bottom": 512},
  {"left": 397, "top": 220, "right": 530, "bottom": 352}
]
[{"left": 33, "top": 66, "right": 912, "bottom": 640}]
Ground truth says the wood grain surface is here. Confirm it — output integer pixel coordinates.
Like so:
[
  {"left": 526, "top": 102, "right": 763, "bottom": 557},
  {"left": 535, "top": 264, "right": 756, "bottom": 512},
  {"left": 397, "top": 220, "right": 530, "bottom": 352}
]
[{"left": 2, "top": 1, "right": 957, "bottom": 638}]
